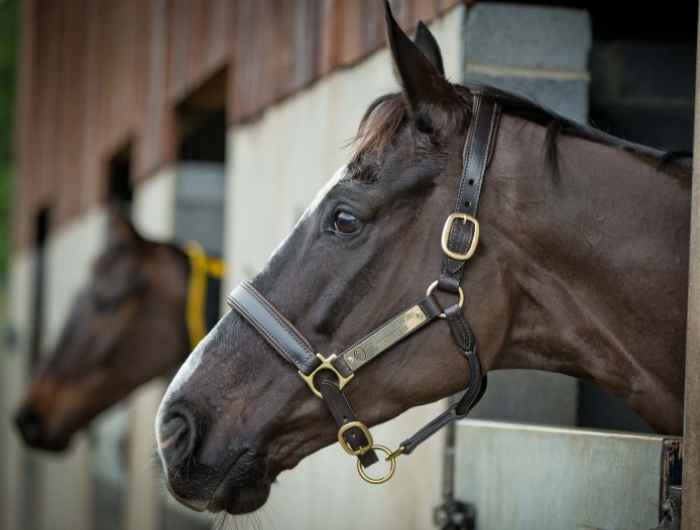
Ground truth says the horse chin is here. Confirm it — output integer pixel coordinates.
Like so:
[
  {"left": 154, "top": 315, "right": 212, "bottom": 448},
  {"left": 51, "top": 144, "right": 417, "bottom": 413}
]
[{"left": 207, "top": 475, "right": 271, "bottom": 515}]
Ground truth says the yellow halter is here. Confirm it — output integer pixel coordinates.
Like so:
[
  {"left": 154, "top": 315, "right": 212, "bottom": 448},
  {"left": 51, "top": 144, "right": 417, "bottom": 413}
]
[{"left": 184, "top": 241, "right": 225, "bottom": 348}]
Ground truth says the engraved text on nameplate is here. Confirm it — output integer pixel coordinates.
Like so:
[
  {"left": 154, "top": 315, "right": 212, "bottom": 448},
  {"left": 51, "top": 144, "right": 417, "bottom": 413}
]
[{"left": 343, "top": 305, "right": 427, "bottom": 370}]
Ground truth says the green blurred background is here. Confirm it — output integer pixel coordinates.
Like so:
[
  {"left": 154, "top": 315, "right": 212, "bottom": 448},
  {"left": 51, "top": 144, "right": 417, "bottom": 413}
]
[{"left": 0, "top": 0, "right": 18, "bottom": 287}]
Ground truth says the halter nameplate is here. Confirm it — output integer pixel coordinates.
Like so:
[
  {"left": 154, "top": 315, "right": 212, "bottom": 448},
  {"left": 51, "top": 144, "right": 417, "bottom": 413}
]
[{"left": 342, "top": 305, "right": 428, "bottom": 371}]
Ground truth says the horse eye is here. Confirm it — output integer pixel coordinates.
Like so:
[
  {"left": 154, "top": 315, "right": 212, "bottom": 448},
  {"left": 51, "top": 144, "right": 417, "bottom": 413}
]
[{"left": 333, "top": 211, "right": 361, "bottom": 235}]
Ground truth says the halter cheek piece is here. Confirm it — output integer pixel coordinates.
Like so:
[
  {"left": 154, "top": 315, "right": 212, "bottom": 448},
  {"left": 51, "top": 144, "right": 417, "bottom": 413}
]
[{"left": 227, "top": 94, "right": 500, "bottom": 484}]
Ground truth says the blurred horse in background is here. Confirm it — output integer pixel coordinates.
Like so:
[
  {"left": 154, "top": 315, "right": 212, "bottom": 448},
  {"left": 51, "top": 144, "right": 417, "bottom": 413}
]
[{"left": 14, "top": 207, "right": 223, "bottom": 451}]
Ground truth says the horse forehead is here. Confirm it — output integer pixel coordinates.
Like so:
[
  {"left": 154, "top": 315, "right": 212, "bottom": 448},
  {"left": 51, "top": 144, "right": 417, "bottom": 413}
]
[
  {"left": 266, "top": 165, "right": 347, "bottom": 263},
  {"left": 304, "top": 165, "right": 347, "bottom": 217}
]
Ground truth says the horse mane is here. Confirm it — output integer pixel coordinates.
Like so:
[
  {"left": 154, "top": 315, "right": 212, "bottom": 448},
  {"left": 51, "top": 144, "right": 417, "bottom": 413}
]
[{"left": 353, "top": 82, "right": 692, "bottom": 179}]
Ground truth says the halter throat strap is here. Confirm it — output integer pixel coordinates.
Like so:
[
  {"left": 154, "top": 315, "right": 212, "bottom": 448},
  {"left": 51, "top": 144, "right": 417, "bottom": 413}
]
[{"left": 226, "top": 94, "right": 500, "bottom": 481}]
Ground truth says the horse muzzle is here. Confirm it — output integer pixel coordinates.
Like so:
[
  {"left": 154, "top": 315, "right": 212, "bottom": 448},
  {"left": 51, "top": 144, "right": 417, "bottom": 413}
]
[
  {"left": 156, "top": 399, "right": 270, "bottom": 514},
  {"left": 14, "top": 403, "right": 71, "bottom": 452}
]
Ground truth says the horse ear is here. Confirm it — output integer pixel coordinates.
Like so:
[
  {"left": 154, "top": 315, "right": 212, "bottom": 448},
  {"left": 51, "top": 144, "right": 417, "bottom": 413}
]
[
  {"left": 384, "top": 1, "right": 453, "bottom": 111},
  {"left": 414, "top": 21, "right": 445, "bottom": 76},
  {"left": 107, "top": 204, "right": 143, "bottom": 246}
]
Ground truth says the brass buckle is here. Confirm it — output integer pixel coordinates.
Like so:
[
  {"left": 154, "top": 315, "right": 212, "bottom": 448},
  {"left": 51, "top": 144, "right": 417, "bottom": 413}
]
[
  {"left": 337, "top": 421, "right": 373, "bottom": 456},
  {"left": 441, "top": 213, "right": 480, "bottom": 261},
  {"left": 298, "top": 353, "right": 354, "bottom": 399},
  {"left": 356, "top": 445, "right": 399, "bottom": 485},
  {"left": 426, "top": 280, "right": 464, "bottom": 319}
]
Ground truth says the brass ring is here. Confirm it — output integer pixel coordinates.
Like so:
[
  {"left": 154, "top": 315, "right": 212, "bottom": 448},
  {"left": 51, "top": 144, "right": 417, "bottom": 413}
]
[
  {"left": 337, "top": 421, "right": 373, "bottom": 456},
  {"left": 356, "top": 445, "right": 398, "bottom": 485},
  {"left": 426, "top": 280, "right": 464, "bottom": 319}
]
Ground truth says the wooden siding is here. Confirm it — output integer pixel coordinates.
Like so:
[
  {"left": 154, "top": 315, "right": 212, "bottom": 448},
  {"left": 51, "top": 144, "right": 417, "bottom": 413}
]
[{"left": 13, "top": 0, "right": 462, "bottom": 248}]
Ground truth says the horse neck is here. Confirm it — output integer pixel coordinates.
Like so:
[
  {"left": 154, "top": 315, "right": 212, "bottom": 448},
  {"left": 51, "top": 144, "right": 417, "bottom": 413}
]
[{"left": 487, "top": 115, "right": 690, "bottom": 434}]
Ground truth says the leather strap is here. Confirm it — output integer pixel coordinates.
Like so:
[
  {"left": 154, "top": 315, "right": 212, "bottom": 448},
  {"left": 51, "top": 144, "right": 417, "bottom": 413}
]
[
  {"left": 317, "top": 372, "right": 378, "bottom": 467},
  {"left": 443, "top": 96, "right": 500, "bottom": 279},
  {"left": 227, "top": 282, "right": 318, "bottom": 375},
  {"left": 228, "top": 281, "right": 378, "bottom": 464},
  {"left": 397, "top": 95, "right": 500, "bottom": 456}
]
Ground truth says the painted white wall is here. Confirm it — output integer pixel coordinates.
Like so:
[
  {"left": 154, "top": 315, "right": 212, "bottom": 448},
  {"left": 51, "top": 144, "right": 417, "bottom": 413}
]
[
  {"left": 34, "top": 208, "right": 108, "bottom": 530},
  {"left": 2, "top": 251, "right": 33, "bottom": 530},
  {"left": 1, "top": 208, "right": 106, "bottom": 530},
  {"left": 224, "top": 7, "right": 464, "bottom": 529},
  {"left": 132, "top": 168, "right": 176, "bottom": 240},
  {"left": 44, "top": 208, "right": 107, "bottom": 347}
]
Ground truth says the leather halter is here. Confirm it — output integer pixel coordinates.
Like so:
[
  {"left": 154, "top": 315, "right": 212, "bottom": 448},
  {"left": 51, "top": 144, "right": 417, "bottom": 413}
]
[{"left": 227, "top": 94, "right": 501, "bottom": 484}]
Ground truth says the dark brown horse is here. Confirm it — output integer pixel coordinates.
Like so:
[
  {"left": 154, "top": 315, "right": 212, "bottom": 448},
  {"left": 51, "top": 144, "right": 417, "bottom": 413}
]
[
  {"left": 14, "top": 208, "right": 220, "bottom": 452},
  {"left": 155, "top": 5, "right": 689, "bottom": 516}
]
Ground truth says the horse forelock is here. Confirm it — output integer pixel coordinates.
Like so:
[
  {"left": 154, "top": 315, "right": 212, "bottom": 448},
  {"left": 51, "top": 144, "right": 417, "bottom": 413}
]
[{"left": 351, "top": 93, "right": 407, "bottom": 174}]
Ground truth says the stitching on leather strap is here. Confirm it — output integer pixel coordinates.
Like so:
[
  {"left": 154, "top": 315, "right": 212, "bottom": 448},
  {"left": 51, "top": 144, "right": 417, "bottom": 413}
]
[
  {"left": 230, "top": 298, "right": 298, "bottom": 367},
  {"left": 240, "top": 283, "right": 316, "bottom": 366}
]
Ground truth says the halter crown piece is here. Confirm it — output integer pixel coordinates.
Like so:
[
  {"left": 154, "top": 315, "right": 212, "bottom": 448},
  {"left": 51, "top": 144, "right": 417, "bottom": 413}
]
[{"left": 227, "top": 94, "right": 500, "bottom": 484}]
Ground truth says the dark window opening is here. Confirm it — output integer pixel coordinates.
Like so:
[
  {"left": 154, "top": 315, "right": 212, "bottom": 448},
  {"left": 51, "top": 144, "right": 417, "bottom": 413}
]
[
  {"left": 178, "top": 109, "right": 227, "bottom": 163},
  {"left": 176, "top": 69, "right": 227, "bottom": 163},
  {"left": 487, "top": 1, "right": 697, "bottom": 43},
  {"left": 173, "top": 68, "right": 227, "bottom": 255},
  {"left": 29, "top": 207, "right": 49, "bottom": 373},
  {"left": 106, "top": 143, "right": 134, "bottom": 209}
]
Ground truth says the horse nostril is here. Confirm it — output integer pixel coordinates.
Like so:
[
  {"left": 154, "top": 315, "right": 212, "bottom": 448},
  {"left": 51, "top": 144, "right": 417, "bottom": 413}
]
[
  {"left": 14, "top": 405, "right": 45, "bottom": 445},
  {"left": 159, "top": 406, "right": 198, "bottom": 467}
]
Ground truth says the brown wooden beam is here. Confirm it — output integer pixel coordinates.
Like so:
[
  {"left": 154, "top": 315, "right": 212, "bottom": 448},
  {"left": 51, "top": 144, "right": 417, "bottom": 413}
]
[{"left": 682, "top": 4, "right": 700, "bottom": 528}]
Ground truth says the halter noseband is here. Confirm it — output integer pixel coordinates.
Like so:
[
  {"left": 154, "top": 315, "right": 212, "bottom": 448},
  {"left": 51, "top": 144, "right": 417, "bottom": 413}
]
[{"left": 227, "top": 94, "right": 500, "bottom": 484}]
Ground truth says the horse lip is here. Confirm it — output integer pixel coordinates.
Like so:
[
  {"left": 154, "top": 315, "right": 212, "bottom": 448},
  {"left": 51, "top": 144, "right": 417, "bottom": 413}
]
[
  {"left": 164, "top": 449, "right": 249, "bottom": 513},
  {"left": 208, "top": 476, "right": 270, "bottom": 515},
  {"left": 169, "top": 491, "right": 208, "bottom": 512},
  {"left": 205, "top": 450, "right": 250, "bottom": 512}
]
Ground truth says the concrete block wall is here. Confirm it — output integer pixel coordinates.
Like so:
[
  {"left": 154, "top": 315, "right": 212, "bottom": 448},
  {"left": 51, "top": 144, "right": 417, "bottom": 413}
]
[
  {"left": 462, "top": 2, "right": 592, "bottom": 425},
  {"left": 464, "top": 3, "right": 591, "bottom": 123}
]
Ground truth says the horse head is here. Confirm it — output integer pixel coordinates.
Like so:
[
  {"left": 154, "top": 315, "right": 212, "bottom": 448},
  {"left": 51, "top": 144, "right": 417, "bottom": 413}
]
[
  {"left": 15, "top": 208, "right": 190, "bottom": 451},
  {"left": 156, "top": 4, "right": 514, "bottom": 514},
  {"left": 156, "top": 0, "right": 689, "bottom": 516}
]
